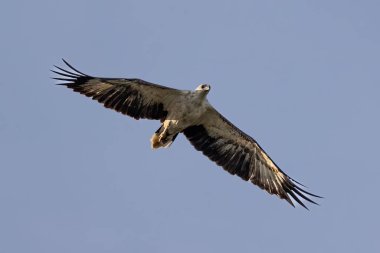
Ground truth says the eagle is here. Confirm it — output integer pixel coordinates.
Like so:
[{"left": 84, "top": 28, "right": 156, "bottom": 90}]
[{"left": 53, "top": 59, "right": 321, "bottom": 209}]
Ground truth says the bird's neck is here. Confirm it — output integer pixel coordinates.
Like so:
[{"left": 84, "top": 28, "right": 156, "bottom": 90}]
[
  {"left": 190, "top": 91, "right": 208, "bottom": 106},
  {"left": 195, "top": 90, "right": 208, "bottom": 99}
]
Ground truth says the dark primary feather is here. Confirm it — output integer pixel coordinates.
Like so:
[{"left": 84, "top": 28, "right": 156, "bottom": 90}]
[
  {"left": 52, "top": 59, "right": 181, "bottom": 121},
  {"left": 183, "top": 115, "right": 321, "bottom": 209}
]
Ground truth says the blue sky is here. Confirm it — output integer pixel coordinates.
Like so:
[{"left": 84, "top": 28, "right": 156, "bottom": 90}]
[{"left": 1, "top": 0, "right": 379, "bottom": 252}]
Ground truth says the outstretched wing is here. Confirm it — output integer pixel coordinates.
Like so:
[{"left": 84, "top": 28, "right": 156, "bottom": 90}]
[
  {"left": 183, "top": 107, "right": 321, "bottom": 209},
  {"left": 52, "top": 59, "right": 185, "bottom": 121}
]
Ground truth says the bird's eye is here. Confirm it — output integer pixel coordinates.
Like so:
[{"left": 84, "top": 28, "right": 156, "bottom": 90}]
[{"left": 201, "top": 84, "right": 206, "bottom": 89}]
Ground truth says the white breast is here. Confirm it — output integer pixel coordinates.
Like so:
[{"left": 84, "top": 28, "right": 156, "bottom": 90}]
[{"left": 165, "top": 91, "right": 209, "bottom": 131}]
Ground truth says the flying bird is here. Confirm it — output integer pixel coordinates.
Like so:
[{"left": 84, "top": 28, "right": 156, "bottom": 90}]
[{"left": 53, "top": 59, "right": 321, "bottom": 209}]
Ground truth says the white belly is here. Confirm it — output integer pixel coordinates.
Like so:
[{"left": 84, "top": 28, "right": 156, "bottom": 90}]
[
  {"left": 150, "top": 91, "right": 209, "bottom": 149},
  {"left": 164, "top": 94, "right": 209, "bottom": 133}
]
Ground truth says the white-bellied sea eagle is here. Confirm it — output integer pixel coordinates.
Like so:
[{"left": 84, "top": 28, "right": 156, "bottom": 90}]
[{"left": 52, "top": 59, "right": 321, "bottom": 209}]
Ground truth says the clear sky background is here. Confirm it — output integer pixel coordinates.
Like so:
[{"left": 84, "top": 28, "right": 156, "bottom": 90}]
[{"left": 1, "top": 0, "right": 379, "bottom": 252}]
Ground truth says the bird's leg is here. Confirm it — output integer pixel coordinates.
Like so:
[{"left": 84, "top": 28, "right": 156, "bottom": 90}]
[
  {"left": 158, "top": 126, "right": 169, "bottom": 142},
  {"left": 151, "top": 124, "right": 170, "bottom": 148},
  {"left": 150, "top": 122, "right": 177, "bottom": 149}
]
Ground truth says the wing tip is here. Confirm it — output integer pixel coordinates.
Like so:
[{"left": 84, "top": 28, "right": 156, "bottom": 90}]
[
  {"left": 51, "top": 59, "right": 93, "bottom": 86},
  {"left": 285, "top": 180, "right": 322, "bottom": 210}
]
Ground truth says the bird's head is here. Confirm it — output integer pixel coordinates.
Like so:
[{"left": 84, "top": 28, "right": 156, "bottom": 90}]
[{"left": 195, "top": 84, "right": 211, "bottom": 93}]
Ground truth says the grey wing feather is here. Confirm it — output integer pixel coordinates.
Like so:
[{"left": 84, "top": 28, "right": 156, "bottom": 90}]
[
  {"left": 183, "top": 107, "right": 321, "bottom": 209},
  {"left": 52, "top": 59, "right": 184, "bottom": 120}
]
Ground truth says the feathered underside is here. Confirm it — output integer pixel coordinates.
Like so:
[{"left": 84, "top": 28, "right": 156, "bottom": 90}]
[
  {"left": 52, "top": 59, "right": 182, "bottom": 121},
  {"left": 183, "top": 110, "right": 321, "bottom": 209}
]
